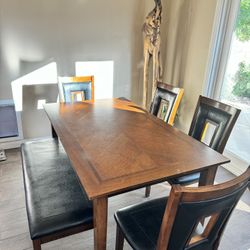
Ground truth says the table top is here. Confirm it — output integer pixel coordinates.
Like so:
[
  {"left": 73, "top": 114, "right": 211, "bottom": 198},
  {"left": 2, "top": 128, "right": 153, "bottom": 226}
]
[{"left": 44, "top": 99, "right": 229, "bottom": 199}]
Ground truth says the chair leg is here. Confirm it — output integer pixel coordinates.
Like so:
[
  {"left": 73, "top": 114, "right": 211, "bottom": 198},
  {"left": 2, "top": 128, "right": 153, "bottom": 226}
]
[
  {"left": 145, "top": 186, "right": 151, "bottom": 197},
  {"left": 33, "top": 239, "right": 41, "bottom": 250},
  {"left": 115, "top": 225, "right": 125, "bottom": 250}
]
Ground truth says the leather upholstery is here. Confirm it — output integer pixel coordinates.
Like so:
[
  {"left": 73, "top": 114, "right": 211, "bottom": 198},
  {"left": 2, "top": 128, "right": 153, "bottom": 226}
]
[
  {"left": 170, "top": 172, "right": 200, "bottom": 185},
  {"left": 115, "top": 197, "right": 167, "bottom": 250},
  {"left": 170, "top": 97, "right": 239, "bottom": 185},
  {"left": 21, "top": 139, "right": 93, "bottom": 240},
  {"left": 115, "top": 179, "right": 249, "bottom": 250},
  {"left": 117, "top": 97, "right": 131, "bottom": 102},
  {"left": 189, "top": 103, "right": 230, "bottom": 152},
  {"left": 62, "top": 82, "right": 92, "bottom": 102}
]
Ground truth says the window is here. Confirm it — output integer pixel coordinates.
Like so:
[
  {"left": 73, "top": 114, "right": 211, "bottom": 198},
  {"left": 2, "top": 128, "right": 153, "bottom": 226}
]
[
  {"left": 219, "top": 0, "right": 250, "bottom": 165},
  {"left": 205, "top": 0, "right": 250, "bottom": 174}
]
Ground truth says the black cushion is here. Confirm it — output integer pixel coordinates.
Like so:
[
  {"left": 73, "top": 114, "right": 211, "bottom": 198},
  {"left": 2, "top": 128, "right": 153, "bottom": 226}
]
[
  {"left": 117, "top": 97, "right": 131, "bottom": 102},
  {"left": 189, "top": 103, "right": 230, "bottom": 152},
  {"left": 114, "top": 197, "right": 167, "bottom": 250},
  {"left": 172, "top": 97, "right": 237, "bottom": 186},
  {"left": 21, "top": 138, "right": 93, "bottom": 240},
  {"left": 170, "top": 172, "right": 200, "bottom": 185}
]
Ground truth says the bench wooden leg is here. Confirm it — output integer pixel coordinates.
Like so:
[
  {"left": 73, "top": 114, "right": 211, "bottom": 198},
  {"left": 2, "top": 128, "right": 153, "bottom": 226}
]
[
  {"left": 33, "top": 239, "right": 41, "bottom": 250},
  {"left": 145, "top": 185, "right": 151, "bottom": 197},
  {"left": 115, "top": 225, "right": 125, "bottom": 250}
]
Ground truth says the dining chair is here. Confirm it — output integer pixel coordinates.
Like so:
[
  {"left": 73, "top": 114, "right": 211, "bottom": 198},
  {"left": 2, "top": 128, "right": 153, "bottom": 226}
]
[
  {"left": 58, "top": 76, "right": 94, "bottom": 103},
  {"left": 145, "top": 95, "right": 241, "bottom": 197},
  {"left": 150, "top": 82, "right": 184, "bottom": 125},
  {"left": 169, "top": 95, "right": 241, "bottom": 185},
  {"left": 115, "top": 167, "right": 250, "bottom": 250}
]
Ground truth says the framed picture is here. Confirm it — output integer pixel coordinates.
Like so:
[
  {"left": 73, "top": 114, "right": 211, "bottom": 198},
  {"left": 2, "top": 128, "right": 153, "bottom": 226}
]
[{"left": 157, "top": 99, "right": 170, "bottom": 121}]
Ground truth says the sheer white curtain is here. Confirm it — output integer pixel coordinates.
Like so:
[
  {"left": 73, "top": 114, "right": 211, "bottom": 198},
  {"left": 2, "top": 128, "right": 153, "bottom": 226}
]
[
  {"left": 203, "top": 0, "right": 250, "bottom": 175},
  {"left": 203, "top": 0, "right": 240, "bottom": 98}
]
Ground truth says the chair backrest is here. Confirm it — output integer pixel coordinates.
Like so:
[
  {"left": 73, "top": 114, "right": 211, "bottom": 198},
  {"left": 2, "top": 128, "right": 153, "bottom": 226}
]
[
  {"left": 58, "top": 76, "right": 94, "bottom": 103},
  {"left": 150, "top": 82, "right": 184, "bottom": 126},
  {"left": 189, "top": 95, "right": 241, "bottom": 153},
  {"left": 157, "top": 167, "right": 250, "bottom": 250}
]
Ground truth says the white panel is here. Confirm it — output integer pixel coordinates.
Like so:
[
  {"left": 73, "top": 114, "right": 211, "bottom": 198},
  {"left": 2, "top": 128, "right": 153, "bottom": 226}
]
[
  {"left": 11, "top": 62, "right": 58, "bottom": 111},
  {"left": 75, "top": 61, "right": 114, "bottom": 99}
]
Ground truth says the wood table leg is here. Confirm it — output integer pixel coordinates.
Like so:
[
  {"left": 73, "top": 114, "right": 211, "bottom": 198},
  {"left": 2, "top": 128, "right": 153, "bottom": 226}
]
[
  {"left": 199, "top": 166, "right": 219, "bottom": 225},
  {"left": 199, "top": 166, "right": 218, "bottom": 187},
  {"left": 93, "top": 197, "right": 108, "bottom": 250}
]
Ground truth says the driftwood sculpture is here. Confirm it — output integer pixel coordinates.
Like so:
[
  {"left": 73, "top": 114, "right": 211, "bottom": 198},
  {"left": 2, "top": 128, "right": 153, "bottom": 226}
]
[{"left": 142, "top": 0, "right": 162, "bottom": 108}]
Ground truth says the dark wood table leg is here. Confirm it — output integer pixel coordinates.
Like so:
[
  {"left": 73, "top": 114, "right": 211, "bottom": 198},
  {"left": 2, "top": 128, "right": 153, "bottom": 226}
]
[
  {"left": 199, "top": 166, "right": 218, "bottom": 186},
  {"left": 199, "top": 165, "right": 218, "bottom": 225},
  {"left": 93, "top": 197, "right": 108, "bottom": 250},
  {"left": 51, "top": 125, "right": 58, "bottom": 138}
]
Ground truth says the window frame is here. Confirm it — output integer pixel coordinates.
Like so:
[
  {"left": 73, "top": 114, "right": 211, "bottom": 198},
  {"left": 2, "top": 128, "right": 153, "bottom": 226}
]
[{"left": 203, "top": 0, "right": 241, "bottom": 99}]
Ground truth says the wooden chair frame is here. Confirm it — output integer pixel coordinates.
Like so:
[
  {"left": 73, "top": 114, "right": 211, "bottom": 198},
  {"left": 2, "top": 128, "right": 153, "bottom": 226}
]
[
  {"left": 116, "top": 167, "right": 250, "bottom": 250},
  {"left": 145, "top": 95, "right": 241, "bottom": 197},
  {"left": 145, "top": 82, "right": 184, "bottom": 197},
  {"left": 33, "top": 223, "right": 93, "bottom": 250},
  {"left": 157, "top": 167, "right": 250, "bottom": 250},
  {"left": 189, "top": 95, "right": 241, "bottom": 154},
  {"left": 150, "top": 82, "right": 184, "bottom": 126},
  {"left": 58, "top": 76, "right": 94, "bottom": 103}
]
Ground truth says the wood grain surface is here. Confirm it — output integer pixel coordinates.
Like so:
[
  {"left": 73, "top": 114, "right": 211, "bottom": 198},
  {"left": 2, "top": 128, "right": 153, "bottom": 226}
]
[{"left": 44, "top": 98, "right": 229, "bottom": 200}]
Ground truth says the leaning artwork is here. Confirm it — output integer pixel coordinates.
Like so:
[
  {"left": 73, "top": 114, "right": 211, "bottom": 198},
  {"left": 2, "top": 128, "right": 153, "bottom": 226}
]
[{"left": 142, "top": 0, "right": 163, "bottom": 108}]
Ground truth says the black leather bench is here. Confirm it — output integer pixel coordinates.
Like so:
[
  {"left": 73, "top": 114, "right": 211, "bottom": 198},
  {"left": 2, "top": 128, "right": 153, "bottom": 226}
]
[{"left": 21, "top": 138, "right": 93, "bottom": 250}]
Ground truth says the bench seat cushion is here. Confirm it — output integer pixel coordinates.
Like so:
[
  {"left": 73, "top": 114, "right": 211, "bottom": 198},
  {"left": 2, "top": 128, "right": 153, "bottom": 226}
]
[{"left": 21, "top": 138, "right": 93, "bottom": 240}]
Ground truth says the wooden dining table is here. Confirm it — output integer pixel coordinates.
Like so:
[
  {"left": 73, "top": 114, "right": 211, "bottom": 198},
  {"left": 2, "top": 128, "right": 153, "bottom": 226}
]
[{"left": 43, "top": 98, "right": 229, "bottom": 250}]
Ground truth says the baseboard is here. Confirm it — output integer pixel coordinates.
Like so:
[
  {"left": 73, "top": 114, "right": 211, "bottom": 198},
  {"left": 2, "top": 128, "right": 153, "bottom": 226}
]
[
  {"left": 0, "top": 149, "right": 7, "bottom": 161},
  {"left": 0, "top": 140, "right": 24, "bottom": 150},
  {"left": 0, "top": 136, "right": 52, "bottom": 150},
  {"left": 222, "top": 150, "right": 249, "bottom": 176}
]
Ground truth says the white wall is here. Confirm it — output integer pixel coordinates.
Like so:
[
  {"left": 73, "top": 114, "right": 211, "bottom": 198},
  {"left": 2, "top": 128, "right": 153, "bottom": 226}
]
[
  {"left": 0, "top": 0, "right": 144, "bottom": 139},
  {"left": 0, "top": 0, "right": 144, "bottom": 100},
  {"left": 0, "top": 0, "right": 219, "bottom": 139},
  {"left": 21, "top": 84, "right": 58, "bottom": 139}
]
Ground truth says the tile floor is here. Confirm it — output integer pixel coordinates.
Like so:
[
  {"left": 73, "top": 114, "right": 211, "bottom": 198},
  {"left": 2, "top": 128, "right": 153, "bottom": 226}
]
[{"left": 0, "top": 148, "right": 249, "bottom": 250}]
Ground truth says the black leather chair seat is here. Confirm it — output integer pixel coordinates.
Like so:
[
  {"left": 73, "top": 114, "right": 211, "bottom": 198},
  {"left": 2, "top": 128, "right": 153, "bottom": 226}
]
[
  {"left": 21, "top": 139, "right": 93, "bottom": 240},
  {"left": 114, "top": 197, "right": 168, "bottom": 250},
  {"left": 117, "top": 97, "right": 131, "bottom": 102},
  {"left": 170, "top": 172, "right": 200, "bottom": 185}
]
